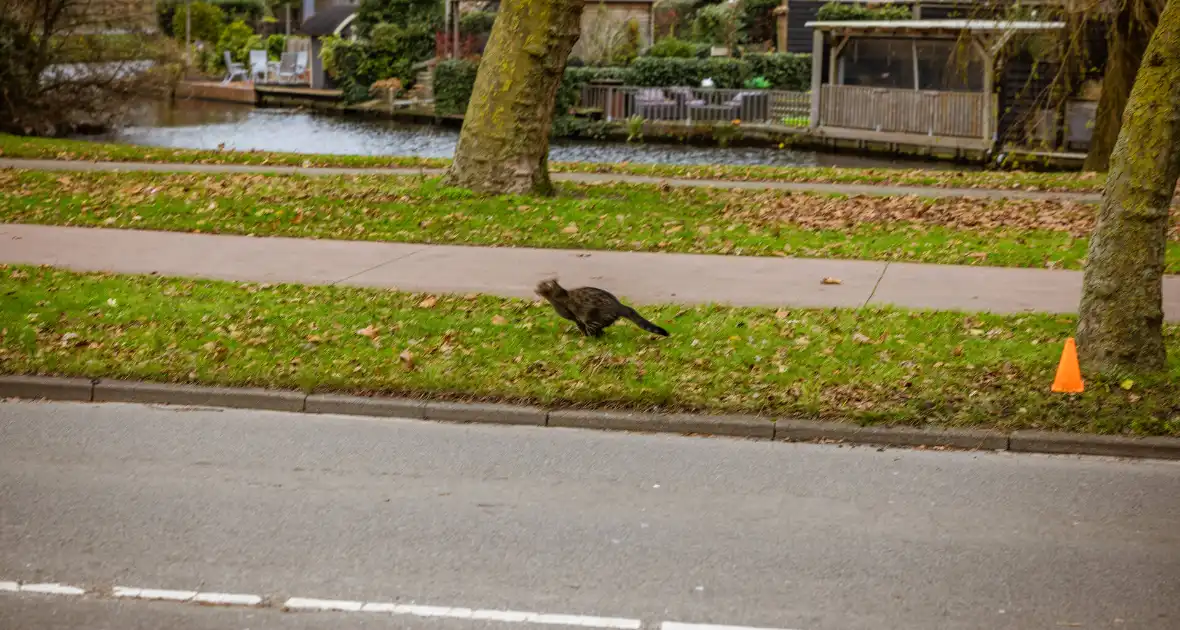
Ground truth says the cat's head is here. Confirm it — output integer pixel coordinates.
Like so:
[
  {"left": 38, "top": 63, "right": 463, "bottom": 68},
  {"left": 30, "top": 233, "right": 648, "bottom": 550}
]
[{"left": 535, "top": 278, "right": 566, "bottom": 299}]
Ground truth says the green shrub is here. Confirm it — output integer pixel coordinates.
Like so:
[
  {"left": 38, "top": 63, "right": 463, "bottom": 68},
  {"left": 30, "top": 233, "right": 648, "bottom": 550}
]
[
  {"left": 355, "top": 0, "right": 442, "bottom": 38},
  {"left": 744, "top": 53, "right": 810, "bottom": 90},
  {"left": 170, "top": 1, "right": 225, "bottom": 44},
  {"left": 625, "top": 57, "right": 748, "bottom": 89},
  {"left": 210, "top": 0, "right": 265, "bottom": 22},
  {"left": 330, "top": 20, "right": 435, "bottom": 103},
  {"left": 816, "top": 2, "right": 912, "bottom": 21},
  {"left": 739, "top": 0, "right": 781, "bottom": 45},
  {"left": 433, "top": 62, "right": 628, "bottom": 119},
  {"left": 459, "top": 10, "right": 496, "bottom": 35},
  {"left": 434, "top": 58, "right": 480, "bottom": 115},
  {"left": 610, "top": 19, "right": 641, "bottom": 66},
  {"left": 206, "top": 19, "right": 257, "bottom": 73},
  {"left": 557, "top": 66, "right": 628, "bottom": 113},
  {"left": 264, "top": 33, "right": 286, "bottom": 60},
  {"left": 692, "top": 3, "right": 736, "bottom": 45},
  {"left": 646, "top": 35, "right": 698, "bottom": 58}
]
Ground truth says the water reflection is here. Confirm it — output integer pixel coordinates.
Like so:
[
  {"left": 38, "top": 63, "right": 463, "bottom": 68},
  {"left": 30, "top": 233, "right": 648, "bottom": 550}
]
[{"left": 89, "top": 98, "right": 973, "bottom": 170}]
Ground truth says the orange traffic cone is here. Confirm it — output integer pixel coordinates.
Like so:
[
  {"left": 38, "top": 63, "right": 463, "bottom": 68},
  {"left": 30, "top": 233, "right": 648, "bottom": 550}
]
[{"left": 1051, "top": 337, "right": 1084, "bottom": 393}]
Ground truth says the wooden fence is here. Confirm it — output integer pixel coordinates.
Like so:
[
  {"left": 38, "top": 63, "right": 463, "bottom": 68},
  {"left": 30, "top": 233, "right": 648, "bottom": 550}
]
[{"left": 819, "top": 85, "right": 986, "bottom": 139}]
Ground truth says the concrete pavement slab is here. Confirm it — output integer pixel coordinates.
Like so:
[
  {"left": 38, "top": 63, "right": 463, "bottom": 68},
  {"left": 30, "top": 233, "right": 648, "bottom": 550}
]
[
  {"left": 0, "top": 224, "right": 426, "bottom": 286},
  {"left": 3, "top": 223, "right": 1179, "bottom": 319},
  {"left": 345, "top": 244, "right": 885, "bottom": 309}
]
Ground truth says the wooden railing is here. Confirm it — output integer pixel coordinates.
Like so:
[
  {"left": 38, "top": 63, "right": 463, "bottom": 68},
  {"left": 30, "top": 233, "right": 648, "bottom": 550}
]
[
  {"left": 580, "top": 85, "right": 810, "bottom": 127},
  {"left": 819, "top": 85, "right": 986, "bottom": 139}
]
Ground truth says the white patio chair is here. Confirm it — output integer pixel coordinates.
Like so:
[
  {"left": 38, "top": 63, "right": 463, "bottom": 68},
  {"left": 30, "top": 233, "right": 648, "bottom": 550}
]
[
  {"left": 293, "top": 51, "right": 308, "bottom": 81},
  {"left": 222, "top": 51, "right": 247, "bottom": 84},
  {"left": 248, "top": 49, "right": 268, "bottom": 83},
  {"left": 275, "top": 52, "right": 297, "bottom": 83}
]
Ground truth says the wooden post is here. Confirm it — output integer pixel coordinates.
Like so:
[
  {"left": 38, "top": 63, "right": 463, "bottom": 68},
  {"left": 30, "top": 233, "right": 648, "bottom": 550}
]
[
  {"left": 445, "top": 0, "right": 452, "bottom": 58},
  {"left": 185, "top": 0, "right": 191, "bottom": 63},
  {"left": 453, "top": 0, "right": 460, "bottom": 59},
  {"left": 973, "top": 36, "right": 995, "bottom": 148},
  {"left": 911, "top": 39, "right": 919, "bottom": 90},
  {"left": 774, "top": 0, "right": 789, "bottom": 53},
  {"left": 809, "top": 28, "right": 823, "bottom": 130}
]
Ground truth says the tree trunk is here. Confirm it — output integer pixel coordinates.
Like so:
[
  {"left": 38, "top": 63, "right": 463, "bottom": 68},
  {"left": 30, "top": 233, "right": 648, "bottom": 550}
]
[
  {"left": 442, "top": 0, "right": 582, "bottom": 195},
  {"left": 1083, "top": 0, "right": 1161, "bottom": 172},
  {"left": 1076, "top": 0, "right": 1180, "bottom": 374}
]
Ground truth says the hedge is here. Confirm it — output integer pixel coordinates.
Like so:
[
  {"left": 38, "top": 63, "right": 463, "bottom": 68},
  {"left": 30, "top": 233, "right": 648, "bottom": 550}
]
[
  {"left": 815, "top": 2, "right": 913, "bottom": 21},
  {"left": 434, "top": 59, "right": 480, "bottom": 115},
  {"left": 625, "top": 54, "right": 810, "bottom": 90},
  {"left": 434, "top": 62, "right": 627, "bottom": 116},
  {"left": 557, "top": 66, "right": 629, "bottom": 113},
  {"left": 431, "top": 55, "right": 810, "bottom": 120}
]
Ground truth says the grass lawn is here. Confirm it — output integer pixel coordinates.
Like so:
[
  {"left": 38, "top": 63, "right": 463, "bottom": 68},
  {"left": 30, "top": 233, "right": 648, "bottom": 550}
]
[
  {"left": 2, "top": 266, "right": 1177, "bottom": 435},
  {"left": 0, "top": 133, "right": 1106, "bottom": 192},
  {"left": 3, "top": 170, "right": 1179, "bottom": 272}
]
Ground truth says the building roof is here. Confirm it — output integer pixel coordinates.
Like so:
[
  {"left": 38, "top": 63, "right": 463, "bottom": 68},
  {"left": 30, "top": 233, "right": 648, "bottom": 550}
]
[
  {"left": 804, "top": 19, "right": 1067, "bottom": 35},
  {"left": 298, "top": 5, "right": 358, "bottom": 37}
]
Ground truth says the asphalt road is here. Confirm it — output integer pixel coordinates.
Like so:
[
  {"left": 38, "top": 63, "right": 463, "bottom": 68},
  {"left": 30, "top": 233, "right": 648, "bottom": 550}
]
[{"left": 1, "top": 401, "right": 1178, "bottom": 630}]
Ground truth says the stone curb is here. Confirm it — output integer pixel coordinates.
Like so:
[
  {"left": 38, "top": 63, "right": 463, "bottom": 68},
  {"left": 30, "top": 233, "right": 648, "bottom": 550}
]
[
  {"left": 0, "top": 375, "right": 94, "bottom": 402},
  {"left": 305, "top": 393, "right": 426, "bottom": 419},
  {"left": 93, "top": 379, "right": 305, "bottom": 412},
  {"left": 2, "top": 375, "right": 1178, "bottom": 460},
  {"left": 548, "top": 409, "right": 774, "bottom": 439},
  {"left": 775, "top": 419, "right": 1010, "bottom": 451},
  {"left": 1009, "top": 430, "right": 1180, "bottom": 460}
]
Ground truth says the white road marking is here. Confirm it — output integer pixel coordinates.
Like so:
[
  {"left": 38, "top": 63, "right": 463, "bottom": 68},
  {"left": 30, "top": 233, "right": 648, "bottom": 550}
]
[
  {"left": 1, "top": 577, "right": 795, "bottom": 630},
  {"left": 284, "top": 597, "right": 365, "bottom": 612},
  {"left": 19, "top": 583, "right": 86, "bottom": 595},
  {"left": 662, "top": 623, "right": 800, "bottom": 630},
  {"left": 347, "top": 598, "right": 642, "bottom": 629},
  {"left": 192, "top": 591, "right": 263, "bottom": 606},
  {"left": 114, "top": 587, "right": 197, "bottom": 602}
]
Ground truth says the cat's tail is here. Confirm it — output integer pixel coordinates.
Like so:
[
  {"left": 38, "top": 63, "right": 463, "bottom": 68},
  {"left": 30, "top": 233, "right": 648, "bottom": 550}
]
[{"left": 622, "top": 306, "right": 670, "bottom": 337}]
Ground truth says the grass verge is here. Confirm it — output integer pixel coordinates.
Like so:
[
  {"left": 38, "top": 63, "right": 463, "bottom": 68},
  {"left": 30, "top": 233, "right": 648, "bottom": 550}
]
[
  {"left": 0, "top": 133, "right": 1104, "bottom": 192},
  {"left": 4, "top": 170, "right": 1179, "bottom": 272},
  {"left": 2, "top": 266, "right": 1178, "bottom": 435}
]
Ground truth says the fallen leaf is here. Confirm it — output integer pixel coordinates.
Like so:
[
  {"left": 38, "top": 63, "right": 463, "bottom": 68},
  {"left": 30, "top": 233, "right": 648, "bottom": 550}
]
[
  {"left": 356, "top": 325, "right": 379, "bottom": 339},
  {"left": 852, "top": 332, "right": 872, "bottom": 344},
  {"left": 399, "top": 349, "right": 415, "bottom": 370},
  {"left": 821, "top": 277, "right": 842, "bottom": 285},
  {"left": 1120, "top": 379, "right": 1134, "bottom": 391},
  {"left": 775, "top": 310, "right": 790, "bottom": 319},
  {"left": 562, "top": 223, "right": 579, "bottom": 234},
  {"left": 492, "top": 315, "right": 508, "bottom": 325},
  {"left": 418, "top": 296, "right": 438, "bottom": 308}
]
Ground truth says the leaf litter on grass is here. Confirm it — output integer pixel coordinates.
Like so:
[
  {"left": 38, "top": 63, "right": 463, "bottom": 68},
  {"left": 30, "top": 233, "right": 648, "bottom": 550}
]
[{"left": 2, "top": 265, "right": 1178, "bottom": 436}]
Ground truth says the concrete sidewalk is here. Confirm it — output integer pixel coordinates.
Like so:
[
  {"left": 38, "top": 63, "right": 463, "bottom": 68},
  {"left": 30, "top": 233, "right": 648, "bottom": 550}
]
[
  {"left": 0, "top": 157, "right": 1106, "bottom": 203},
  {"left": 4, "top": 223, "right": 1179, "bottom": 319}
]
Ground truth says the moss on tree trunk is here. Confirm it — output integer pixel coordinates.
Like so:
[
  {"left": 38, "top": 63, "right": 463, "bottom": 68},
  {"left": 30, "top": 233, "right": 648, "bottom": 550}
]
[
  {"left": 1077, "top": 0, "right": 1180, "bottom": 374},
  {"left": 442, "top": 0, "right": 582, "bottom": 195},
  {"left": 1083, "top": 0, "right": 1162, "bottom": 173}
]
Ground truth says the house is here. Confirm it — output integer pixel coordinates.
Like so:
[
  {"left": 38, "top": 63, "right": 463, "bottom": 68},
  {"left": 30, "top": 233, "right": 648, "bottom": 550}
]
[
  {"left": 66, "top": 0, "right": 158, "bottom": 34},
  {"left": 445, "top": 0, "right": 656, "bottom": 62},
  {"left": 804, "top": 16, "right": 1105, "bottom": 152},
  {"left": 301, "top": 0, "right": 360, "bottom": 20},
  {"left": 570, "top": 0, "right": 656, "bottom": 62},
  {"left": 298, "top": 4, "right": 360, "bottom": 89}
]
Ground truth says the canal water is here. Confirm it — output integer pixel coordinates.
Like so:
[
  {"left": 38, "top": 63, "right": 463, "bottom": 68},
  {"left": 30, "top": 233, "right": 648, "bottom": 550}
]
[{"left": 86, "top": 98, "right": 974, "bottom": 170}]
